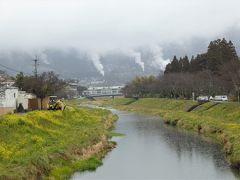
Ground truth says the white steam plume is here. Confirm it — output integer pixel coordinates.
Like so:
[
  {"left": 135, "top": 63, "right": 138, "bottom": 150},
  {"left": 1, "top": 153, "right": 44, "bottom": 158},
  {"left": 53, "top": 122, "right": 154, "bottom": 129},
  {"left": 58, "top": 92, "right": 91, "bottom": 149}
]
[
  {"left": 39, "top": 52, "right": 50, "bottom": 65},
  {"left": 36, "top": 51, "right": 50, "bottom": 65},
  {"left": 129, "top": 50, "right": 144, "bottom": 72},
  {"left": 150, "top": 45, "right": 170, "bottom": 70},
  {"left": 27, "top": 49, "right": 50, "bottom": 65},
  {"left": 89, "top": 53, "right": 105, "bottom": 76}
]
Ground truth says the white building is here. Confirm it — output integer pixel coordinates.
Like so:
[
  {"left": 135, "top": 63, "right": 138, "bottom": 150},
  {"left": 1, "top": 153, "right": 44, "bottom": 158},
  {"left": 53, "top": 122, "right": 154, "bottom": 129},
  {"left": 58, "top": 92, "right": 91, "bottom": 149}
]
[
  {"left": 17, "top": 91, "right": 36, "bottom": 110},
  {"left": 83, "top": 86, "right": 124, "bottom": 97},
  {"left": 0, "top": 87, "right": 18, "bottom": 108},
  {"left": 0, "top": 80, "right": 15, "bottom": 88},
  {"left": 68, "top": 82, "right": 79, "bottom": 98}
]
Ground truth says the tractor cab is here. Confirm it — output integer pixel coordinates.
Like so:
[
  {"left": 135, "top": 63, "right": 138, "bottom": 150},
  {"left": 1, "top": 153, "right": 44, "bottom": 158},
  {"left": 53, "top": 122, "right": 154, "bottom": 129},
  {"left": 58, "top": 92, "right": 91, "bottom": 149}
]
[
  {"left": 48, "top": 96, "right": 66, "bottom": 111},
  {"left": 48, "top": 96, "right": 58, "bottom": 110}
]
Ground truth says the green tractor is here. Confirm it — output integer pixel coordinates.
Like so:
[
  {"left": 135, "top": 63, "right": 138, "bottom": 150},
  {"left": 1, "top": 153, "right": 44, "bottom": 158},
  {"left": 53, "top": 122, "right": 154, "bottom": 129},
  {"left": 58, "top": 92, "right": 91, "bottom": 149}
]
[{"left": 48, "top": 96, "right": 66, "bottom": 111}]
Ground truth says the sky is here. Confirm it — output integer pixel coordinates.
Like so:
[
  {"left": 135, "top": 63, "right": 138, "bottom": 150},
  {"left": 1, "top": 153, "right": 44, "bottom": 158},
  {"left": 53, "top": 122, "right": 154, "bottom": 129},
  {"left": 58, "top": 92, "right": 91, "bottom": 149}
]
[
  {"left": 1, "top": 0, "right": 240, "bottom": 51},
  {"left": 0, "top": 0, "right": 240, "bottom": 74}
]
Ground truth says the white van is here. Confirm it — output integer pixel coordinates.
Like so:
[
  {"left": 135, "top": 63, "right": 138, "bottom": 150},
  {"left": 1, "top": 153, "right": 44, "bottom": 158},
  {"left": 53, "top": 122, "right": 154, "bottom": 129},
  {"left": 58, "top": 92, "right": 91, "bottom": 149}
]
[
  {"left": 198, "top": 96, "right": 209, "bottom": 102},
  {"left": 214, "top": 95, "right": 228, "bottom": 102}
]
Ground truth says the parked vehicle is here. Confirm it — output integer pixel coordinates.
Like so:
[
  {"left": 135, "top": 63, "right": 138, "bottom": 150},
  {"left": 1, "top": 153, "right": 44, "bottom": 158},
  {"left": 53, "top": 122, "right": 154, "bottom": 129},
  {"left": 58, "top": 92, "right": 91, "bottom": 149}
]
[
  {"left": 197, "top": 96, "right": 209, "bottom": 102},
  {"left": 48, "top": 96, "right": 57, "bottom": 110},
  {"left": 209, "top": 96, "right": 214, "bottom": 100},
  {"left": 48, "top": 96, "right": 66, "bottom": 111},
  {"left": 214, "top": 95, "right": 228, "bottom": 102}
]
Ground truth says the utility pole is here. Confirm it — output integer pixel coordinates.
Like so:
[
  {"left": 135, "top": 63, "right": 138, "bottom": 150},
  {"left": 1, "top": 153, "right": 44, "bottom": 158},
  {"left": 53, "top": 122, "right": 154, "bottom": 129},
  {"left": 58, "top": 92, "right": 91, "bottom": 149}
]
[
  {"left": 33, "top": 56, "right": 39, "bottom": 78},
  {"left": 192, "top": 92, "right": 195, "bottom": 101}
]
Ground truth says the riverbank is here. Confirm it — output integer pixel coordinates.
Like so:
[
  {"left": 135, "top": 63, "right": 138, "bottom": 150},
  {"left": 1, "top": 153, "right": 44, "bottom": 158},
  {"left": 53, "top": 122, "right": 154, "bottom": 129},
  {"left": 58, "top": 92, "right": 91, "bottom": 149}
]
[
  {"left": 81, "top": 97, "right": 240, "bottom": 170},
  {"left": 0, "top": 104, "right": 117, "bottom": 179}
]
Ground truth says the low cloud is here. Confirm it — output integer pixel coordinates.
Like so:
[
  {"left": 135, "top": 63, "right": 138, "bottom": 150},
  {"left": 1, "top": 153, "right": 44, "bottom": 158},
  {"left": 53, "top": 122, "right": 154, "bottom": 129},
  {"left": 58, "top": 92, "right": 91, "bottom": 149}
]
[{"left": 0, "top": 0, "right": 240, "bottom": 70}]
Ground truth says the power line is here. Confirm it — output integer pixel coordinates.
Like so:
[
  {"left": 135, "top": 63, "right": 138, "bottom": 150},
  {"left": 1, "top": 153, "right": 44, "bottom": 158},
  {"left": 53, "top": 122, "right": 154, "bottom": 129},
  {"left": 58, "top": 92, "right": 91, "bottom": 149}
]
[
  {"left": 0, "top": 63, "right": 31, "bottom": 76},
  {"left": 0, "top": 63, "right": 22, "bottom": 73}
]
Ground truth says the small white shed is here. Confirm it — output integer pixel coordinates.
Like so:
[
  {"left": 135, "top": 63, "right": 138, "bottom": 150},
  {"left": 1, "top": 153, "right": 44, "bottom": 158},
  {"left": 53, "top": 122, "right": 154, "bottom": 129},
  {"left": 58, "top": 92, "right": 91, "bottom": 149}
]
[{"left": 17, "top": 91, "right": 36, "bottom": 110}]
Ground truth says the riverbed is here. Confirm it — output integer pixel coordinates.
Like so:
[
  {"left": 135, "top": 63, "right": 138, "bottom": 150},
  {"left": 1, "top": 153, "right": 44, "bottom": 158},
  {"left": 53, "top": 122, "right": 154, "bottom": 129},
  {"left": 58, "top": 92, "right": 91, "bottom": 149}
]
[{"left": 72, "top": 107, "right": 239, "bottom": 179}]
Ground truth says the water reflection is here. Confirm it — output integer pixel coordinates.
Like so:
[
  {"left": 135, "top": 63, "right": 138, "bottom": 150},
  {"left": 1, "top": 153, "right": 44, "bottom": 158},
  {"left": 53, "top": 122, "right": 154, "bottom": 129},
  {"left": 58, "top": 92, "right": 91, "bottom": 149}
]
[{"left": 72, "top": 108, "right": 239, "bottom": 179}]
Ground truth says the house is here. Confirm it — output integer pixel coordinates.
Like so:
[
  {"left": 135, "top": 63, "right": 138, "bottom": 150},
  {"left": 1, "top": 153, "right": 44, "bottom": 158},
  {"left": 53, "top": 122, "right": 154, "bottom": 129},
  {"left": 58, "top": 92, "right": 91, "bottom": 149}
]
[
  {"left": 0, "top": 80, "right": 15, "bottom": 88},
  {"left": 0, "top": 87, "right": 18, "bottom": 108},
  {"left": 0, "top": 87, "right": 42, "bottom": 115},
  {"left": 17, "top": 91, "right": 37, "bottom": 110},
  {"left": 0, "top": 87, "right": 18, "bottom": 115}
]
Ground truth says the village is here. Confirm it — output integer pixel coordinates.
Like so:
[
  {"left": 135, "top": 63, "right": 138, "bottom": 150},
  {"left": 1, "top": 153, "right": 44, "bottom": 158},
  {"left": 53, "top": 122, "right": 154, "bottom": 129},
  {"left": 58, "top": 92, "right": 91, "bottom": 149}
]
[
  {"left": 0, "top": 71, "right": 74, "bottom": 115},
  {"left": 0, "top": 72, "right": 125, "bottom": 116},
  {"left": 0, "top": 78, "right": 49, "bottom": 116}
]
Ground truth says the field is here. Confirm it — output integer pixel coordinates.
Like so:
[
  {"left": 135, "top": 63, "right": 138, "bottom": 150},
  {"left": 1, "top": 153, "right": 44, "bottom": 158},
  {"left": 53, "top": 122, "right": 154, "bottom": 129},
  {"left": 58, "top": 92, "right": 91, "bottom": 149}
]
[
  {"left": 82, "top": 97, "right": 240, "bottom": 169},
  {"left": 0, "top": 103, "right": 117, "bottom": 179}
]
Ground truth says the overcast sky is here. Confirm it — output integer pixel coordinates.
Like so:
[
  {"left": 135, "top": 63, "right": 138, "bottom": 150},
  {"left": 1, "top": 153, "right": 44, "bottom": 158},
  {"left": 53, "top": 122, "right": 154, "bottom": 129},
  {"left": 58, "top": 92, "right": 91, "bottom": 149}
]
[{"left": 0, "top": 0, "right": 240, "bottom": 54}]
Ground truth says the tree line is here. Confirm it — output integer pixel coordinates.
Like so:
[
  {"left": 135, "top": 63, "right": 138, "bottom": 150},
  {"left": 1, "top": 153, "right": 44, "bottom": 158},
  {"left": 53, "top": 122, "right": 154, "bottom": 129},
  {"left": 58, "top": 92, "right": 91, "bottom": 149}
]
[
  {"left": 15, "top": 71, "right": 67, "bottom": 108},
  {"left": 123, "top": 38, "right": 240, "bottom": 101}
]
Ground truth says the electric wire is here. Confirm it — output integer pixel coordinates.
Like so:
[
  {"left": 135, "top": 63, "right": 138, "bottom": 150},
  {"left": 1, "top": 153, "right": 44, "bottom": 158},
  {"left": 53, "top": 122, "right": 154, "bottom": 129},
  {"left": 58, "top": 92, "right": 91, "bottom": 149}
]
[{"left": 0, "top": 63, "right": 31, "bottom": 75}]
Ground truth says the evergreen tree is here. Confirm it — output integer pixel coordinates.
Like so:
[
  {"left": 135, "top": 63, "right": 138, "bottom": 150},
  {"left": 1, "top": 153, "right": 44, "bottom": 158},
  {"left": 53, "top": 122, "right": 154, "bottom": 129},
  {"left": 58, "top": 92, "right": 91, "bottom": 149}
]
[
  {"left": 164, "top": 56, "right": 180, "bottom": 74},
  {"left": 15, "top": 72, "right": 24, "bottom": 90},
  {"left": 182, "top": 56, "right": 190, "bottom": 72},
  {"left": 206, "top": 38, "right": 238, "bottom": 73}
]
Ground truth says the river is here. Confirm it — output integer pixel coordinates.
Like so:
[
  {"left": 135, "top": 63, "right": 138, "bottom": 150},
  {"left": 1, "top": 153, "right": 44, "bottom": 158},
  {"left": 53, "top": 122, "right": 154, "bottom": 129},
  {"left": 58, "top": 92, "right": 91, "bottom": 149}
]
[{"left": 72, "top": 107, "right": 239, "bottom": 179}]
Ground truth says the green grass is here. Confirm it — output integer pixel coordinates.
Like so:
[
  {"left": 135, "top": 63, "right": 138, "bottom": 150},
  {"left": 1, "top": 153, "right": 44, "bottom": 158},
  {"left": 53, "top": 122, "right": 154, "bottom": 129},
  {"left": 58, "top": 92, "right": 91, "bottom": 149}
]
[
  {"left": 0, "top": 104, "right": 117, "bottom": 179},
  {"left": 80, "top": 97, "right": 240, "bottom": 169},
  {"left": 109, "top": 132, "right": 126, "bottom": 137},
  {"left": 49, "top": 157, "right": 102, "bottom": 179}
]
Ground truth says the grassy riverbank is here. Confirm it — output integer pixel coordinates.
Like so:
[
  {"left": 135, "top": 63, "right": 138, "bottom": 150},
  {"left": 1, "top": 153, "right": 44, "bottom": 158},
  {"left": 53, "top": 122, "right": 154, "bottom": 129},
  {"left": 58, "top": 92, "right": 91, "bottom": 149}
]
[
  {"left": 82, "top": 97, "right": 240, "bottom": 169},
  {"left": 0, "top": 104, "right": 117, "bottom": 179}
]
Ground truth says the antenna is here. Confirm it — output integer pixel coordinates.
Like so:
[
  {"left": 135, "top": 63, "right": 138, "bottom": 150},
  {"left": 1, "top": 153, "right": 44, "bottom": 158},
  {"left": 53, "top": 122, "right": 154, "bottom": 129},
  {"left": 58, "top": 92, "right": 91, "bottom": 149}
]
[{"left": 33, "top": 55, "right": 39, "bottom": 78}]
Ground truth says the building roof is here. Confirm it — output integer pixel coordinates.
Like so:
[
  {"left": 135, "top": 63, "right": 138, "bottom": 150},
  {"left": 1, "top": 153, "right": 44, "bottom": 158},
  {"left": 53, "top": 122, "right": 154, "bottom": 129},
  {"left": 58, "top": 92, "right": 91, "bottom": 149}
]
[{"left": 88, "top": 86, "right": 124, "bottom": 90}]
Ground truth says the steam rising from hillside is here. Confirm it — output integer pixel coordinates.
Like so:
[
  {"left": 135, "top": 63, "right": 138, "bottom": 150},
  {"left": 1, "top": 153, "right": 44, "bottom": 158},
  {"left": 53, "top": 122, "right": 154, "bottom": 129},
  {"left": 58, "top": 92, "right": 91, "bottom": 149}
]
[
  {"left": 33, "top": 50, "right": 50, "bottom": 65},
  {"left": 129, "top": 51, "right": 144, "bottom": 72},
  {"left": 0, "top": 0, "right": 240, "bottom": 76},
  {"left": 150, "top": 45, "right": 170, "bottom": 70},
  {"left": 89, "top": 53, "right": 105, "bottom": 76}
]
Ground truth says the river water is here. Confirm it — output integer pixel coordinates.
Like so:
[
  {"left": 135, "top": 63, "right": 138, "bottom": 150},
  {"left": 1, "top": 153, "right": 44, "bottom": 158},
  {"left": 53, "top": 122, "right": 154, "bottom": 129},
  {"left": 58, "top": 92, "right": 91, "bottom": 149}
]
[{"left": 72, "top": 107, "right": 239, "bottom": 179}]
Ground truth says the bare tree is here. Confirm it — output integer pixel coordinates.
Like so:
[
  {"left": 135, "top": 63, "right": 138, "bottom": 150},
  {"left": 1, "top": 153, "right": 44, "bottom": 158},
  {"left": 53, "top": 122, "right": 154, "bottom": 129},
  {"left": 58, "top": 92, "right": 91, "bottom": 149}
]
[
  {"left": 220, "top": 59, "right": 240, "bottom": 101},
  {"left": 15, "top": 71, "right": 67, "bottom": 109}
]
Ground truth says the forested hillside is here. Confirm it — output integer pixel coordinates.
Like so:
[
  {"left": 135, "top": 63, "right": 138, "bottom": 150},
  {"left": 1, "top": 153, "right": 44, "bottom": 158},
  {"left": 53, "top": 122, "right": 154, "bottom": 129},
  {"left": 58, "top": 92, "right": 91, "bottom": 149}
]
[
  {"left": 165, "top": 38, "right": 238, "bottom": 74},
  {"left": 123, "top": 39, "right": 240, "bottom": 100}
]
